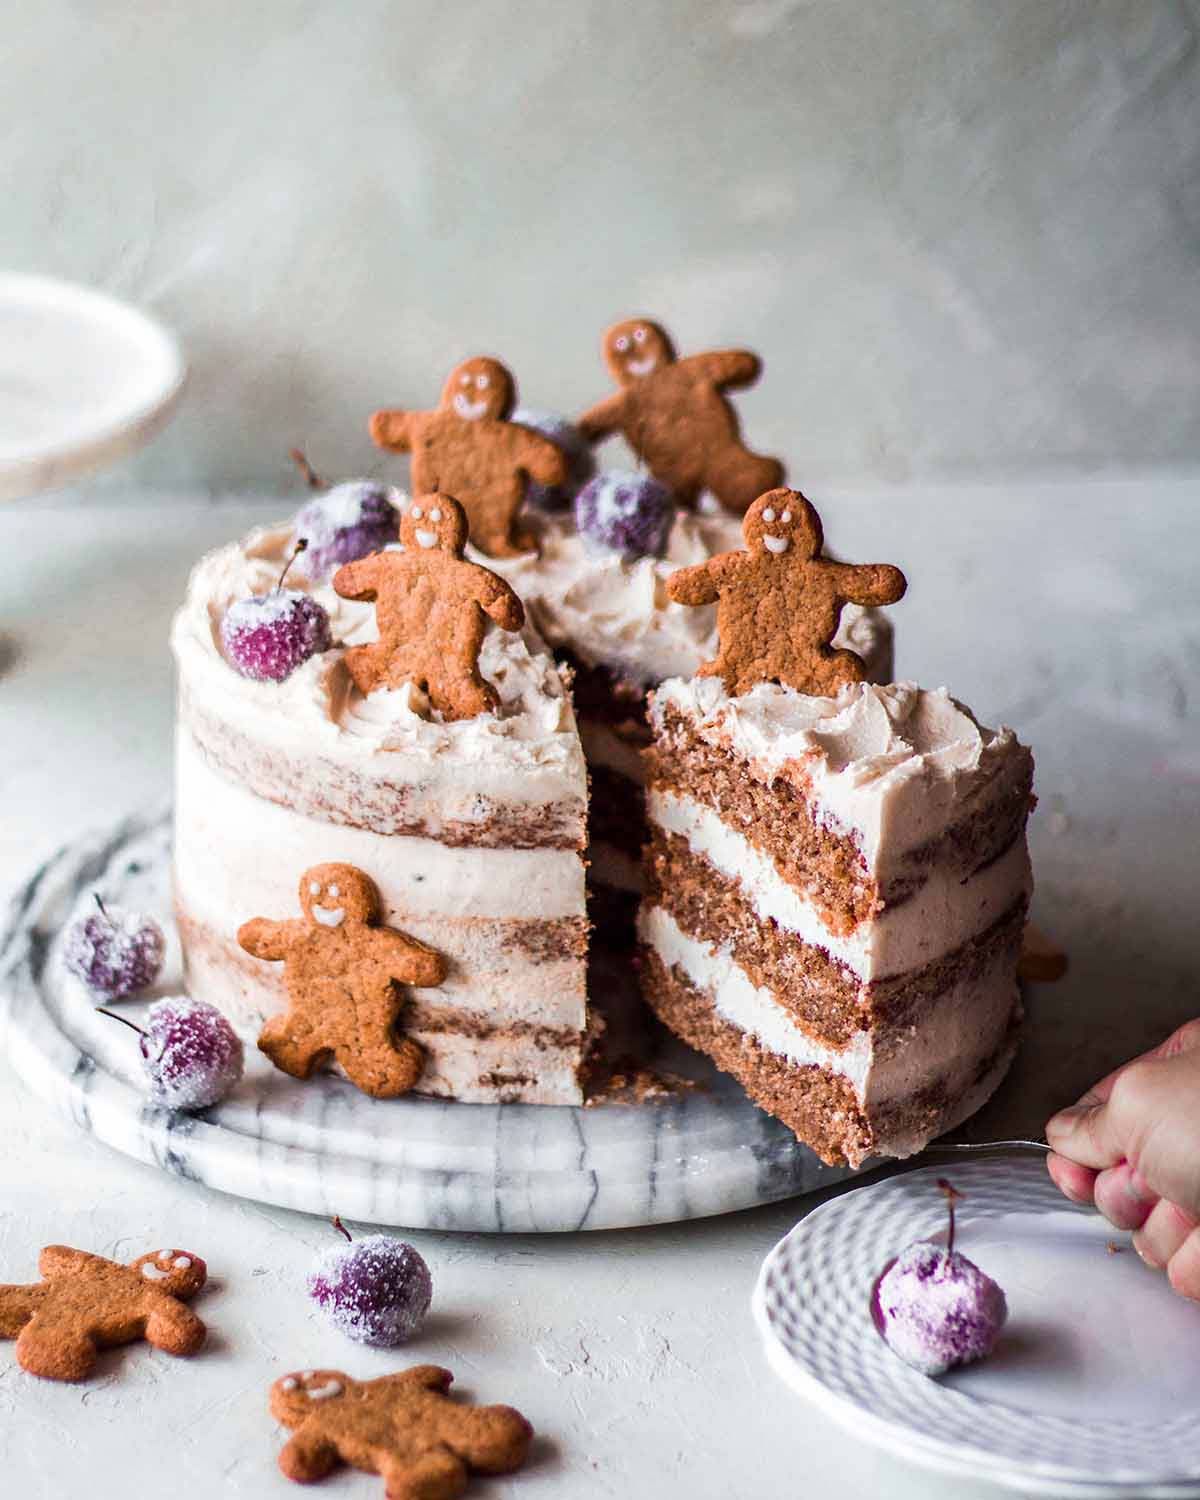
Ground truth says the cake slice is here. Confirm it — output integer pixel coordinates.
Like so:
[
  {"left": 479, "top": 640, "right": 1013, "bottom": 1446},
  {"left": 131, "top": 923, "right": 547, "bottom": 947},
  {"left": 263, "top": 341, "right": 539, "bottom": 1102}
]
[{"left": 638, "top": 677, "right": 1033, "bottom": 1165}]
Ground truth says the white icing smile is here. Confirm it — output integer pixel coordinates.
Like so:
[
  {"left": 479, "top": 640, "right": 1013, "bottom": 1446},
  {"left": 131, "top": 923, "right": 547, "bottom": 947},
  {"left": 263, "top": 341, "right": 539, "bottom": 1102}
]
[
  {"left": 313, "top": 906, "right": 345, "bottom": 927},
  {"left": 762, "top": 535, "right": 790, "bottom": 555},
  {"left": 626, "top": 356, "right": 657, "bottom": 377},
  {"left": 415, "top": 528, "right": 438, "bottom": 549},
  {"left": 453, "top": 393, "right": 489, "bottom": 420},
  {"left": 141, "top": 1262, "right": 171, "bottom": 1280},
  {"left": 306, "top": 1379, "right": 343, "bottom": 1401}
]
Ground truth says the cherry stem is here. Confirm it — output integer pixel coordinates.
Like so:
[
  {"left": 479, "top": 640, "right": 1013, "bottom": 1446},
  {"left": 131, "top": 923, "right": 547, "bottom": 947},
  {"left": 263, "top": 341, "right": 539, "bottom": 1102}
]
[
  {"left": 94, "top": 893, "right": 110, "bottom": 923},
  {"left": 276, "top": 538, "right": 308, "bottom": 592},
  {"left": 937, "top": 1178, "right": 962, "bottom": 1255},
  {"left": 95, "top": 1007, "right": 147, "bottom": 1038},
  {"left": 331, "top": 1215, "right": 353, "bottom": 1244},
  {"left": 289, "top": 449, "right": 326, "bottom": 491}
]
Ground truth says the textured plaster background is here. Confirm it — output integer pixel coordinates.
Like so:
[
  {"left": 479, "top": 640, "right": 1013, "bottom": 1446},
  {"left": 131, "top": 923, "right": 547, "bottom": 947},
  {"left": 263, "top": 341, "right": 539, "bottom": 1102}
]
[{"left": 4, "top": 0, "right": 1200, "bottom": 493}]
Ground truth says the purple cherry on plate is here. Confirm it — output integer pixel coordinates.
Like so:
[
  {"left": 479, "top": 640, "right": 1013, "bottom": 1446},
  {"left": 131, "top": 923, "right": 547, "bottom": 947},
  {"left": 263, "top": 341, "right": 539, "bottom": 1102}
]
[
  {"left": 295, "top": 480, "right": 401, "bottom": 583},
  {"left": 574, "top": 469, "right": 675, "bottom": 560},
  {"left": 874, "top": 1179, "right": 1008, "bottom": 1376},
  {"left": 220, "top": 541, "right": 332, "bottom": 682},
  {"left": 63, "top": 894, "right": 165, "bottom": 1000},
  {"left": 98, "top": 996, "right": 244, "bottom": 1111},
  {"left": 512, "top": 408, "right": 595, "bottom": 511},
  {"left": 308, "top": 1217, "right": 432, "bottom": 1347}
]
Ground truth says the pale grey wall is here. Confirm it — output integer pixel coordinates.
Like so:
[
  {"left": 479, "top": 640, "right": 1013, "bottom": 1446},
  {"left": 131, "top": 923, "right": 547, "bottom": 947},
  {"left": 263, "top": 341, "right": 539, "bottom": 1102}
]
[{"left": 5, "top": 1, "right": 1199, "bottom": 491}]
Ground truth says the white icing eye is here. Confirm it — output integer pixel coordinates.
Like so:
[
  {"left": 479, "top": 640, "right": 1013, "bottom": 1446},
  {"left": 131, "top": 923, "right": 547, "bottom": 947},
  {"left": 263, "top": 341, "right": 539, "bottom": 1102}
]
[
  {"left": 762, "top": 507, "right": 776, "bottom": 522},
  {"left": 476, "top": 373, "right": 489, "bottom": 389},
  {"left": 309, "top": 881, "right": 320, "bottom": 895},
  {"left": 281, "top": 1377, "right": 298, "bottom": 1391},
  {"left": 781, "top": 510, "right": 792, "bottom": 523},
  {"left": 429, "top": 508, "right": 442, "bottom": 522},
  {"left": 633, "top": 326, "right": 647, "bottom": 342},
  {"left": 328, "top": 884, "right": 339, "bottom": 898},
  {"left": 459, "top": 372, "right": 471, "bottom": 386},
  {"left": 173, "top": 1256, "right": 192, "bottom": 1269},
  {"left": 411, "top": 505, "right": 423, "bottom": 518},
  {"left": 614, "top": 335, "right": 629, "bottom": 352}
]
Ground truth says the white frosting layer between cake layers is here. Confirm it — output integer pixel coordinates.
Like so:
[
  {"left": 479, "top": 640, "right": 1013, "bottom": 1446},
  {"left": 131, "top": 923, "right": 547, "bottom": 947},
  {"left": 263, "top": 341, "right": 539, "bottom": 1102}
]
[
  {"left": 653, "top": 678, "right": 1026, "bottom": 870},
  {"left": 640, "top": 905, "right": 1018, "bottom": 1132},
  {"left": 649, "top": 789, "right": 1030, "bottom": 979},
  {"left": 172, "top": 521, "right": 588, "bottom": 814},
  {"left": 487, "top": 510, "right": 889, "bottom": 687}
]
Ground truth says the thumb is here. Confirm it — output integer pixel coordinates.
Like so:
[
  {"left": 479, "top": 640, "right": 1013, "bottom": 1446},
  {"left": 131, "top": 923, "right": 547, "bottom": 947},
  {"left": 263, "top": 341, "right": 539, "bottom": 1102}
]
[{"left": 1045, "top": 1085, "right": 1128, "bottom": 1170}]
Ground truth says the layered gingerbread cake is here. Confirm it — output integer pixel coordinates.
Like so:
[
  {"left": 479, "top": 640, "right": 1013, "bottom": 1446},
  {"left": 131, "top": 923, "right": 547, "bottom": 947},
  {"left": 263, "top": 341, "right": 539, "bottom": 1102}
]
[
  {"left": 491, "top": 508, "right": 893, "bottom": 934},
  {"left": 172, "top": 516, "right": 592, "bottom": 1104},
  {"left": 638, "top": 677, "right": 1033, "bottom": 1165}
]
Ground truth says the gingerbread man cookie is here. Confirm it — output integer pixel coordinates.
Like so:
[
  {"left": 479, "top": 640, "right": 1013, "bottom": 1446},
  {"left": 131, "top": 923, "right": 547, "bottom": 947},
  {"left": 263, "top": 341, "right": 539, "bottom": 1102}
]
[
  {"left": 667, "top": 488, "right": 906, "bottom": 697},
  {"left": 369, "top": 357, "right": 566, "bottom": 557},
  {"left": 333, "top": 494, "right": 525, "bottom": 720},
  {"left": 238, "top": 863, "right": 447, "bottom": 1099},
  {"left": 0, "top": 1244, "right": 207, "bottom": 1381},
  {"left": 578, "top": 318, "right": 784, "bottom": 513},
  {"left": 270, "top": 1365, "right": 533, "bottom": 1500}
]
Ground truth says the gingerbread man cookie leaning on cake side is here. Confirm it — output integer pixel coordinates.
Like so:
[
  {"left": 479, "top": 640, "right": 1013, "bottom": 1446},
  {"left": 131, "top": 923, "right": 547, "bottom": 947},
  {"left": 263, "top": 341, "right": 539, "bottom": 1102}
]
[
  {"left": 577, "top": 317, "right": 784, "bottom": 514},
  {"left": 369, "top": 357, "right": 566, "bottom": 557},
  {"left": 667, "top": 488, "right": 907, "bottom": 697},
  {"left": 238, "top": 863, "right": 447, "bottom": 1099},
  {"left": 332, "top": 494, "right": 525, "bottom": 721},
  {"left": 0, "top": 1244, "right": 207, "bottom": 1381},
  {"left": 270, "top": 1366, "right": 533, "bottom": 1500}
]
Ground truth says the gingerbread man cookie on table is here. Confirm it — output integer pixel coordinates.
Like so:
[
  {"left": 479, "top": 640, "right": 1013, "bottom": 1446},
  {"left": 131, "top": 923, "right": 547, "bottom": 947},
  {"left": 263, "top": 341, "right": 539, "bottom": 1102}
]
[
  {"left": 369, "top": 357, "right": 566, "bottom": 557},
  {"left": 0, "top": 1244, "right": 207, "bottom": 1381},
  {"left": 333, "top": 494, "right": 525, "bottom": 721},
  {"left": 667, "top": 488, "right": 907, "bottom": 697},
  {"left": 238, "top": 863, "right": 446, "bottom": 1099},
  {"left": 269, "top": 1365, "right": 532, "bottom": 1499},
  {"left": 578, "top": 317, "right": 784, "bottom": 514}
]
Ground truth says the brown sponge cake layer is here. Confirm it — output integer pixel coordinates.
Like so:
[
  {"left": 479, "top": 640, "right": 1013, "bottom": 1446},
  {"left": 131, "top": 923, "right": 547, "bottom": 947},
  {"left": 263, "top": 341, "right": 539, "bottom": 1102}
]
[{"left": 645, "top": 828, "right": 1029, "bottom": 1047}]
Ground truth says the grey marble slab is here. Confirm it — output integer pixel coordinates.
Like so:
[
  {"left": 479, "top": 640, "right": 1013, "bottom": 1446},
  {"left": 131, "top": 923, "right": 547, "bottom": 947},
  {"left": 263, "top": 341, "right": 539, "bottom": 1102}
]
[{"left": 0, "top": 812, "right": 858, "bottom": 1232}]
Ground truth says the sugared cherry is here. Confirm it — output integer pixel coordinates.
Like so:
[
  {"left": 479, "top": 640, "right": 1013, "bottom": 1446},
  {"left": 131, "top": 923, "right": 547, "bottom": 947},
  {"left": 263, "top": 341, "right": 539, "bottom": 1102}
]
[
  {"left": 63, "top": 894, "right": 165, "bottom": 1001},
  {"left": 220, "top": 540, "right": 332, "bottom": 682},
  {"left": 574, "top": 469, "right": 674, "bottom": 559},
  {"left": 98, "top": 996, "right": 244, "bottom": 1111},
  {"left": 511, "top": 408, "right": 595, "bottom": 511},
  {"left": 307, "top": 1216, "right": 432, "bottom": 1347}
]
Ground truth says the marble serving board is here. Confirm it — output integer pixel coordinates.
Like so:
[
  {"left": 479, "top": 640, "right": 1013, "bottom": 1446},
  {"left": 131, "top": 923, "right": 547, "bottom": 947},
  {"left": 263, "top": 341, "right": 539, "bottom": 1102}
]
[{"left": 0, "top": 812, "right": 859, "bottom": 1232}]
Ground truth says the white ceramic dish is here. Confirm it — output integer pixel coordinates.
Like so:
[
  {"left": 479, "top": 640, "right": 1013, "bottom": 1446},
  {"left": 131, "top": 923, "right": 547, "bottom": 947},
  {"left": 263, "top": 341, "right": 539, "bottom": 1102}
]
[
  {"left": 754, "top": 1154, "right": 1200, "bottom": 1497},
  {"left": 0, "top": 272, "right": 185, "bottom": 499}
]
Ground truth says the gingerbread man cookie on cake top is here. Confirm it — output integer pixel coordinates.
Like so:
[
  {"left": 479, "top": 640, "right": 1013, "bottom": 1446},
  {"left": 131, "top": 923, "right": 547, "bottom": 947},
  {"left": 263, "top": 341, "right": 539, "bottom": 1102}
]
[
  {"left": 578, "top": 317, "right": 784, "bottom": 514},
  {"left": 333, "top": 494, "right": 525, "bottom": 721},
  {"left": 667, "top": 488, "right": 907, "bottom": 697},
  {"left": 238, "top": 863, "right": 447, "bottom": 1099},
  {"left": 369, "top": 357, "right": 566, "bottom": 556},
  {"left": 269, "top": 1365, "right": 532, "bottom": 1499},
  {"left": 0, "top": 1244, "right": 207, "bottom": 1381}
]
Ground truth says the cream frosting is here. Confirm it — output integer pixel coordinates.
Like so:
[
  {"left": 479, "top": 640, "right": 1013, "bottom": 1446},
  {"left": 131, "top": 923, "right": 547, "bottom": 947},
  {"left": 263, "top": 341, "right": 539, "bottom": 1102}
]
[
  {"left": 171, "top": 520, "right": 588, "bottom": 812},
  {"left": 484, "top": 509, "right": 890, "bottom": 687},
  {"left": 652, "top": 678, "right": 1029, "bottom": 869}
]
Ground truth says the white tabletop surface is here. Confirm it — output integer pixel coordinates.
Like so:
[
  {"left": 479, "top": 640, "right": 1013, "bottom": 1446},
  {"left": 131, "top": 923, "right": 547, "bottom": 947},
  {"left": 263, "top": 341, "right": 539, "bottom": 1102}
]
[{"left": 1, "top": 476, "right": 1197, "bottom": 1498}]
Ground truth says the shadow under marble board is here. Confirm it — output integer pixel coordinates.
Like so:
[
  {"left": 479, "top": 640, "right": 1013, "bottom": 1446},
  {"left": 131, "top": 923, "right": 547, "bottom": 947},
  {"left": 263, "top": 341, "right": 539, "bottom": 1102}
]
[{"left": 0, "top": 813, "right": 860, "bottom": 1232}]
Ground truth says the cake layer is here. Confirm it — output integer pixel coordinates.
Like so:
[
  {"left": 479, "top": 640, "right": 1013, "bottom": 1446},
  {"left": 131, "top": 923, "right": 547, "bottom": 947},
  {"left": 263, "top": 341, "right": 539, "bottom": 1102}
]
[
  {"left": 638, "top": 936, "right": 1021, "bottom": 1167},
  {"left": 647, "top": 791, "right": 1031, "bottom": 981},
  {"left": 645, "top": 827, "right": 1029, "bottom": 1047}
]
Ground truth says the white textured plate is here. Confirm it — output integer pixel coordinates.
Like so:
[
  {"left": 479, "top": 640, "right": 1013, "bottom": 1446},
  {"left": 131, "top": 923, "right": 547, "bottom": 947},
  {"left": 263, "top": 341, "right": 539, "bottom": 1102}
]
[
  {"left": 753, "top": 1156, "right": 1200, "bottom": 1497},
  {"left": 0, "top": 273, "right": 185, "bottom": 498}
]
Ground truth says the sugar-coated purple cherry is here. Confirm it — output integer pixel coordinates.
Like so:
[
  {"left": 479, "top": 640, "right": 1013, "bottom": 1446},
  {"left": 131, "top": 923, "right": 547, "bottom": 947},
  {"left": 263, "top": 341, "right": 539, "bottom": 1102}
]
[
  {"left": 63, "top": 895, "right": 165, "bottom": 1000},
  {"left": 512, "top": 408, "right": 595, "bottom": 511},
  {"left": 574, "top": 469, "right": 675, "bottom": 560},
  {"left": 220, "top": 541, "right": 332, "bottom": 682},
  {"left": 874, "top": 1179, "right": 1008, "bottom": 1376},
  {"left": 98, "top": 996, "right": 244, "bottom": 1111},
  {"left": 295, "top": 480, "right": 401, "bottom": 583},
  {"left": 308, "top": 1218, "right": 432, "bottom": 1347}
]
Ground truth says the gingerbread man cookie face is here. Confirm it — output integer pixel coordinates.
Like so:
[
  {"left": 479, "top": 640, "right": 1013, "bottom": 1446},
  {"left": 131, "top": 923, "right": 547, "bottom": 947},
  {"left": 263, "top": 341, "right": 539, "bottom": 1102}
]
[
  {"left": 0, "top": 1244, "right": 208, "bottom": 1381},
  {"left": 667, "top": 487, "right": 906, "bottom": 699},
  {"left": 269, "top": 1365, "right": 533, "bottom": 1498},
  {"left": 370, "top": 357, "right": 565, "bottom": 557},
  {"left": 579, "top": 317, "right": 784, "bottom": 514},
  {"left": 603, "top": 318, "right": 676, "bottom": 384},
  {"left": 441, "top": 356, "right": 515, "bottom": 423},
  {"left": 238, "top": 862, "right": 448, "bottom": 1100},
  {"left": 333, "top": 494, "right": 525, "bottom": 721}
]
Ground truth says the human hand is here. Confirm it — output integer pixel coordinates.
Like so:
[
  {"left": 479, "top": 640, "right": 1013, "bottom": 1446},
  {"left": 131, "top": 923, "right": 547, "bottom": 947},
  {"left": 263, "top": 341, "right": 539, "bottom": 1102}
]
[{"left": 1045, "top": 1019, "right": 1200, "bottom": 1298}]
